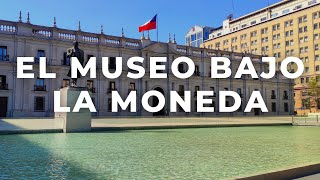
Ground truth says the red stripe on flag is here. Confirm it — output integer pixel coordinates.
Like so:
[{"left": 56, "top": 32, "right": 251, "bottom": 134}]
[{"left": 139, "top": 21, "right": 156, "bottom": 32}]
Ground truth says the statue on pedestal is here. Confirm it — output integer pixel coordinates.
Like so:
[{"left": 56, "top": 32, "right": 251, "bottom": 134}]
[{"left": 67, "top": 41, "right": 85, "bottom": 87}]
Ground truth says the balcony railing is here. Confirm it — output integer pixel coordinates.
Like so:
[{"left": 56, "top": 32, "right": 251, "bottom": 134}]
[
  {"left": 107, "top": 88, "right": 117, "bottom": 94},
  {"left": 0, "top": 83, "right": 8, "bottom": 90},
  {"left": 283, "top": 95, "right": 289, "bottom": 100},
  {"left": 87, "top": 87, "right": 96, "bottom": 93},
  {"left": 34, "top": 85, "right": 46, "bottom": 91},
  {"left": 271, "top": 95, "right": 276, "bottom": 99},
  {"left": 0, "top": 55, "right": 9, "bottom": 61}
]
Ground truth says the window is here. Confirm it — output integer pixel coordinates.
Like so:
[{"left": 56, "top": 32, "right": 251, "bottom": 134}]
[
  {"left": 315, "top": 44, "right": 319, "bottom": 51},
  {"left": 294, "top": 5, "right": 302, "bottom": 10},
  {"left": 272, "top": 24, "right": 280, "bottom": 31},
  {"left": 315, "top": 33, "right": 319, "bottom": 40},
  {"left": 251, "top": 21, "right": 256, "bottom": 25},
  {"left": 299, "top": 16, "right": 307, "bottom": 23},
  {"left": 285, "top": 30, "right": 293, "bottom": 37},
  {"left": 314, "top": 11, "right": 320, "bottom": 19},
  {"left": 0, "top": 46, "right": 8, "bottom": 61},
  {"left": 109, "top": 57, "right": 116, "bottom": 70},
  {"left": 250, "top": 31, "right": 257, "bottom": 37},
  {"left": 63, "top": 52, "right": 70, "bottom": 65},
  {"left": 223, "top": 40, "right": 228, "bottom": 45},
  {"left": 271, "top": 13, "right": 278, "bottom": 18},
  {"left": 195, "top": 65, "right": 200, "bottom": 76},
  {"left": 316, "top": 55, "right": 319, "bottom": 61},
  {"left": 306, "top": 77, "right": 310, "bottom": 83},
  {"left": 316, "top": 65, "right": 320, "bottom": 72},
  {"left": 178, "top": 63, "right": 184, "bottom": 73},
  {"left": 0, "top": 75, "right": 7, "bottom": 90},
  {"left": 301, "top": 78, "right": 304, "bottom": 84},
  {"left": 231, "top": 37, "right": 237, "bottom": 43},
  {"left": 261, "top": 17, "right": 267, "bottom": 21},
  {"left": 315, "top": 23, "right": 319, "bottom": 29},
  {"left": 34, "top": 97, "right": 45, "bottom": 112},
  {"left": 36, "top": 50, "right": 45, "bottom": 63},
  {"left": 108, "top": 98, "right": 112, "bottom": 112},
  {"left": 261, "top": 28, "right": 268, "bottom": 34},
  {"left": 305, "top": 67, "right": 309, "bottom": 73},
  {"left": 283, "top": 9, "right": 290, "bottom": 14},
  {"left": 191, "top": 34, "right": 196, "bottom": 41},
  {"left": 271, "top": 90, "right": 276, "bottom": 99},
  {"left": 299, "top": 27, "right": 308, "bottom": 33},
  {"left": 285, "top": 20, "right": 293, "bottom": 27},
  {"left": 215, "top": 42, "right": 220, "bottom": 49},
  {"left": 309, "top": 0, "right": 317, "bottom": 5},
  {"left": 284, "top": 91, "right": 288, "bottom": 100},
  {"left": 284, "top": 103, "right": 289, "bottom": 112},
  {"left": 241, "top": 34, "right": 247, "bottom": 40},
  {"left": 35, "top": 78, "right": 45, "bottom": 91},
  {"left": 272, "top": 102, "right": 276, "bottom": 112},
  {"left": 286, "top": 40, "right": 294, "bottom": 46}
]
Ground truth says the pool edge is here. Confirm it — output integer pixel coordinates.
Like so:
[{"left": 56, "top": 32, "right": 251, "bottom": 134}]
[
  {"left": 237, "top": 163, "right": 320, "bottom": 180},
  {"left": 0, "top": 123, "right": 293, "bottom": 135}
]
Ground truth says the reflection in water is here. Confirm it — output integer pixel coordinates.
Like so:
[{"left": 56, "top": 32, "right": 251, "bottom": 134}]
[{"left": 0, "top": 126, "right": 320, "bottom": 179}]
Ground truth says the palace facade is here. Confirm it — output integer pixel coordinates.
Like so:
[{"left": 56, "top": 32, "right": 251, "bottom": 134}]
[{"left": 0, "top": 17, "right": 294, "bottom": 117}]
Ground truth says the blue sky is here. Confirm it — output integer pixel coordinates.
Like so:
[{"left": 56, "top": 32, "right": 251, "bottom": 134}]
[{"left": 1, "top": 0, "right": 280, "bottom": 44}]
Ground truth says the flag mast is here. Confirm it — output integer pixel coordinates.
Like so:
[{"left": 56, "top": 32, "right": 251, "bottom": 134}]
[{"left": 157, "top": 14, "right": 159, "bottom": 42}]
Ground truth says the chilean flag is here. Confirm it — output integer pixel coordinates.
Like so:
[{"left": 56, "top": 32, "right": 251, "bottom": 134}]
[{"left": 139, "top": 15, "right": 157, "bottom": 32}]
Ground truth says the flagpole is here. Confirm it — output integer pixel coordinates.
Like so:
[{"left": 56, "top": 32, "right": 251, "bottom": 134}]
[{"left": 157, "top": 14, "right": 159, "bottom": 42}]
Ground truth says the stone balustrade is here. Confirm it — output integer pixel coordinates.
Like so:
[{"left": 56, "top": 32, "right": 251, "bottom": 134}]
[
  {"left": 0, "top": 21, "right": 16, "bottom": 33},
  {"left": 32, "top": 29, "right": 51, "bottom": 38},
  {"left": 59, "top": 32, "right": 76, "bottom": 41}
]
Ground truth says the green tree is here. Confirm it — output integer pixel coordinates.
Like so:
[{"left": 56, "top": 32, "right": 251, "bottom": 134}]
[{"left": 307, "top": 78, "right": 320, "bottom": 109}]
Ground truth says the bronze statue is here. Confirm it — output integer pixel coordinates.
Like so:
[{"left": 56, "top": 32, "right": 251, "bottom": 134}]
[{"left": 67, "top": 41, "right": 85, "bottom": 87}]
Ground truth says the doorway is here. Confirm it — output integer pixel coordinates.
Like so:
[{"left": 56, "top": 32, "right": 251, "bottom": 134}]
[{"left": 0, "top": 97, "right": 8, "bottom": 117}]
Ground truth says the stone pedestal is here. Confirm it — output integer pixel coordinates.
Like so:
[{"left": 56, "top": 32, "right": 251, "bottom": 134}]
[{"left": 55, "top": 87, "right": 91, "bottom": 133}]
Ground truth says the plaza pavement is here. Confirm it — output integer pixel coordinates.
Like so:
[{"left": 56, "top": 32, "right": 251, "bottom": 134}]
[{"left": 0, "top": 116, "right": 293, "bottom": 133}]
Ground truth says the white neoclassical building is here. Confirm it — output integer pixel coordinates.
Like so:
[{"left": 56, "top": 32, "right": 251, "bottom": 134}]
[{"left": 0, "top": 17, "right": 294, "bottom": 118}]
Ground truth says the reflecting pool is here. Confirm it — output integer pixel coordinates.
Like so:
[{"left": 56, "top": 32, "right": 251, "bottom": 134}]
[{"left": 0, "top": 126, "right": 320, "bottom": 179}]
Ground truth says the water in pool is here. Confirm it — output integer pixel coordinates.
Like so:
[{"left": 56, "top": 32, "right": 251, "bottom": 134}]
[{"left": 0, "top": 126, "right": 319, "bottom": 179}]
